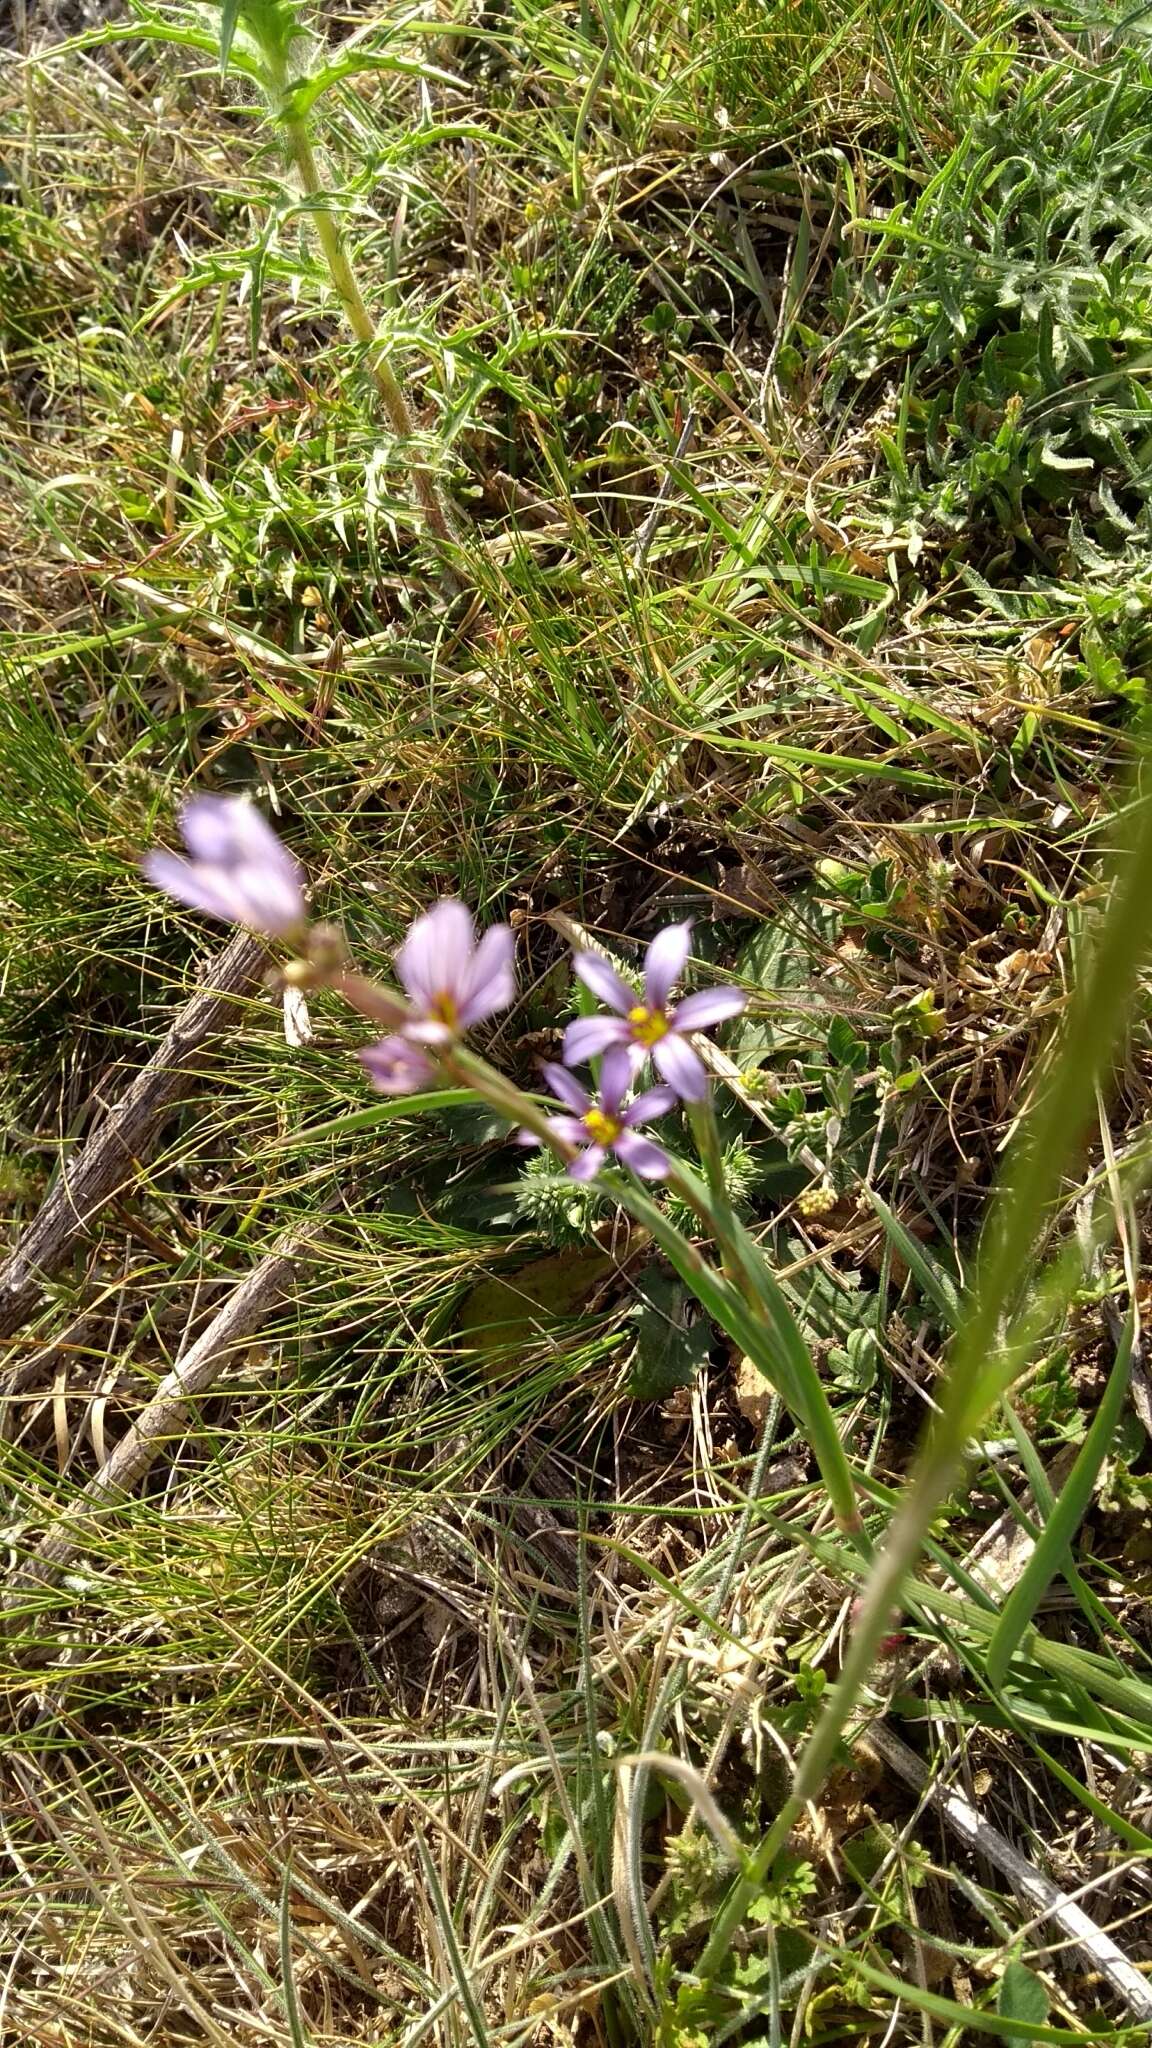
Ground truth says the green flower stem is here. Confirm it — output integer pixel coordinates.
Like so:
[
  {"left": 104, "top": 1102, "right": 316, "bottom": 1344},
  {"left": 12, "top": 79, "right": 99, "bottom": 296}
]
[
  {"left": 671, "top": 1121, "right": 867, "bottom": 1544},
  {"left": 697, "top": 766, "right": 1152, "bottom": 1982},
  {"left": 440, "top": 1022, "right": 863, "bottom": 1538},
  {"left": 609, "top": 1166, "right": 867, "bottom": 1547},
  {"left": 675, "top": 1167, "right": 864, "bottom": 1537},
  {"left": 326, "top": 983, "right": 867, "bottom": 1548},
  {"left": 686, "top": 1095, "right": 740, "bottom": 1282},
  {"left": 686, "top": 1096, "right": 731, "bottom": 1227},
  {"left": 453, "top": 1040, "right": 861, "bottom": 1550},
  {"left": 280, "top": 114, "right": 457, "bottom": 548},
  {"left": 442, "top": 1044, "right": 567, "bottom": 1153}
]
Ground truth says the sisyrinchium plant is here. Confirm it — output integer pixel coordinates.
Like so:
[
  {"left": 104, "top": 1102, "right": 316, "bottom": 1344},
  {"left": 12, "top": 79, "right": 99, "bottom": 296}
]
[
  {"left": 143, "top": 791, "right": 864, "bottom": 1550},
  {"left": 142, "top": 770, "right": 1152, "bottom": 2001}
]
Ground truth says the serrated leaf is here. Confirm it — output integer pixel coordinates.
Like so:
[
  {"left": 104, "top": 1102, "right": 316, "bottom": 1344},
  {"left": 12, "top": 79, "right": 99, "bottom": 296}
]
[{"left": 279, "top": 49, "right": 464, "bottom": 124}]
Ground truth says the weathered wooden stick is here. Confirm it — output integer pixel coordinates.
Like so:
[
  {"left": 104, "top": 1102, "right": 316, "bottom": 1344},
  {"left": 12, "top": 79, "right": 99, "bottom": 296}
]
[
  {"left": 10, "top": 1228, "right": 309, "bottom": 1594},
  {"left": 0, "top": 929, "right": 266, "bottom": 1350},
  {"left": 864, "top": 1720, "right": 1152, "bottom": 2025}
]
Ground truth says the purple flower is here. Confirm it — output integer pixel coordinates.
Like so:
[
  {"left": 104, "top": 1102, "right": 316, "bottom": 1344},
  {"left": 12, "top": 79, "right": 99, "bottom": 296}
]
[
  {"left": 396, "top": 899, "right": 516, "bottom": 1045},
  {"left": 530, "top": 1048, "right": 675, "bottom": 1182},
  {"left": 563, "top": 920, "right": 745, "bottom": 1102},
  {"left": 142, "top": 795, "right": 307, "bottom": 940},
  {"left": 361, "top": 1035, "right": 437, "bottom": 1096}
]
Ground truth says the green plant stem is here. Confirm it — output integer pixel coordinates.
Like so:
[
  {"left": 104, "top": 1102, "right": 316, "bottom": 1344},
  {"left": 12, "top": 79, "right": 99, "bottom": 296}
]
[
  {"left": 686, "top": 1096, "right": 738, "bottom": 1278},
  {"left": 698, "top": 767, "right": 1152, "bottom": 1981},
  {"left": 984, "top": 1316, "right": 1135, "bottom": 1688},
  {"left": 611, "top": 1167, "right": 867, "bottom": 1545},
  {"left": 281, "top": 115, "right": 458, "bottom": 548},
  {"left": 667, "top": 1145, "right": 867, "bottom": 1543},
  {"left": 433, "top": 1041, "right": 867, "bottom": 1544},
  {"left": 443, "top": 1044, "right": 564, "bottom": 1151},
  {"left": 684, "top": 1095, "right": 862, "bottom": 1531}
]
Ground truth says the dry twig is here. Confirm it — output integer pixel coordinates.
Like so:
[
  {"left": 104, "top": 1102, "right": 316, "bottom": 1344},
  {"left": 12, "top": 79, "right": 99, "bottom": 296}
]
[
  {"left": 9, "top": 1226, "right": 312, "bottom": 1594},
  {"left": 0, "top": 929, "right": 266, "bottom": 1351},
  {"left": 864, "top": 1721, "right": 1152, "bottom": 2025}
]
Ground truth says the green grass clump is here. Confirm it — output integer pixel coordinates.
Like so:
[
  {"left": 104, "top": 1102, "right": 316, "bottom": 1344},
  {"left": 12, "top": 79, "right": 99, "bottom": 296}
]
[{"left": 3, "top": 1, "right": 1152, "bottom": 2042}]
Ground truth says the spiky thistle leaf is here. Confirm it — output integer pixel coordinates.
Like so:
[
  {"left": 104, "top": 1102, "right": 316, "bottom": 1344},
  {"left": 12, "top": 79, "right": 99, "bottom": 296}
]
[
  {"left": 212, "top": 0, "right": 312, "bottom": 94},
  {"left": 218, "top": 0, "right": 241, "bottom": 71}
]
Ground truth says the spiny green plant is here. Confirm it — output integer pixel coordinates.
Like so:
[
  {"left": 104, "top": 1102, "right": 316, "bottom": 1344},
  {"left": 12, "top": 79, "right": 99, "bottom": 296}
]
[
  {"left": 832, "top": 33, "right": 1152, "bottom": 649},
  {"left": 159, "top": 0, "right": 462, "bottom": 547}
]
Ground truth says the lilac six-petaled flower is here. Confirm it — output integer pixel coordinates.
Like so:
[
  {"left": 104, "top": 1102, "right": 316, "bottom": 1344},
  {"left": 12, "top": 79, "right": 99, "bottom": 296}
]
[
  {"left": 563, "top": 920, "right": 744, "bottom": 1102},
  {"left": 393, "top": 899, "right": 516, "bottom": 1045},
  {"left": 360, "top": 1036, "right": 438, "bottom": 1096},
  {"left": 142, "top": 795, "right": 308, "bottom": 939},
  {"left": 529, "top": 1048, "right": 675, "bottom": 1181},
  {"left": 360, "top": 898, "right": 516, "bottom": 1092}
]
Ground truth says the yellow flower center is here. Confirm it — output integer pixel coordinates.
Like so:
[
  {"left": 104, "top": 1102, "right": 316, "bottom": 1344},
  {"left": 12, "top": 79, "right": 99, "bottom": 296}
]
[
  {"left": 430, "top": 992, "right": 459, "bottom": 1028},
  {"left": 583, "top": 1108, "right": 622, "bottom": 1146},
  {"left": 627, "top": 1003, "right": 669, "bottom": 1046}
]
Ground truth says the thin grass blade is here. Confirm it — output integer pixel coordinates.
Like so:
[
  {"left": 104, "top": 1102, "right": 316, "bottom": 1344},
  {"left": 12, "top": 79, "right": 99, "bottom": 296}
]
[{"left": 985, "top": 1318, "right": 1135, "bottom": 1689}]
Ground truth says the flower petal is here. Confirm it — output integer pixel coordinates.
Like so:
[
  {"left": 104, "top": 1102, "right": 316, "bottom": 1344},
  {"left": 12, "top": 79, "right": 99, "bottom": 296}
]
[
  {"left": 625, "top": 1085, "right": 677, "bottom": 1127},
  {"left": 652, "top": 1031, "right": 709, "bottom": 1101},
  {"left": 542, "top": 1062, "right": 591, "bottom": 1115},
  {"left": 396, "top": 900, "right": 475, "bottom": 1008},
  {"left": 563, "top": 1014, "right": 631, "bottom": 1065},
  {"left": 612, "top": 1130, "right": 669, "bottom": 1179},
  {"left": 545, "top": 1115, "right": 589, "bottom": 1145},
  {"left": 599, "top": 1045, "right": 635, "bottom": 1118},
  {"left": 182, "top": 798, "right": 305, "bottom": 926},
  {"left": 643, "top": 920, "right": 692, "bottom": 1009},
  {"left": 671, "top": 985, "right": 747, "bottom": 1032},
  {"left": 145, "top": 797, "right": 307, "bottom": 936},
  {"left": 178, "top": 795, "right": 260, "bottom": 863},
  {"left": 232, "top": 866, "right": 310, "bottom": 936},
  {"left": 573, "top": 951, "right": 634, "bottom": 1015},
  {"left": 360, "top": 1036, "right": 436, "bottom": 1095},
  {"left": 141, "top": 851, "right": 251, "bottom": 926},
  {"left": 457, "top": 921, "right": 517, "bottom": 1027},
  {"left": 402, "top": 1018, "right": 455, "bottom": 1046},
  {"left": 567, "top": 1144, "right": 606, "bottom": 1182}
]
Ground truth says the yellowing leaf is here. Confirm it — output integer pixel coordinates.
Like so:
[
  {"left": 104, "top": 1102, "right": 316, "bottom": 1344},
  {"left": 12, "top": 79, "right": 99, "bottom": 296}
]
[{"left": 456, "top": 1248, "right": 616, "bottom": 1380}]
